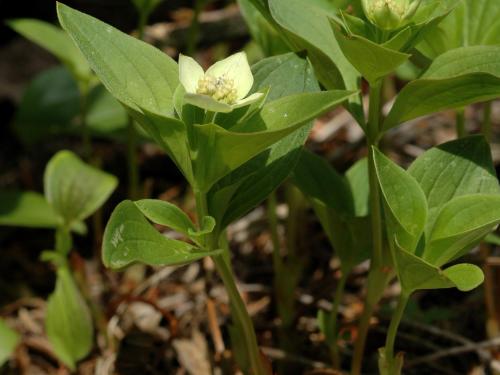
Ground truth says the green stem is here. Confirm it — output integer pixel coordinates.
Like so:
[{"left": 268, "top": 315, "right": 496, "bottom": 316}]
[
  {"left": 482, "top": 101, "right": 492, "bottom": 143},
  {"left": 55, "top": 226, "right": 72, "bottom": 256},
  {"left": 351, "top": 81, "right": 388, "bottom": 375},
  {"left": 194, "top": 189, "right": 267, "bottom": 375},
  {"left": 330, "top": 273, "right": 347, "bottom": 369},
  {"left": 384, "top": 294, "right": 409, "bottom": 361},
  {"left": 456, "top": 109, "right": 466, "bottom": 138}
]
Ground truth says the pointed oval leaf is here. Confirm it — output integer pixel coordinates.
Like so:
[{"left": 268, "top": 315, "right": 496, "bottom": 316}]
[
  {"left": 331, "top": 22, "right": 410, "bottom": 84},
  {"left": 408, "top": 135, "right": 500, "bottom": 229},
  {"left": 7, "top": 18, "right": 91, "bottom": 82},
  {"left": 0, "top": 319, "right": 20, "bottom": 367},
  {"left": 424, "top": 194, "right": 500, "bottom": 266},
  {"left": 44, "top": 150, "right": 118, "bottom": 224},
  {"left": 383, "top": 73, "right": 500, "bottom": 131},
  {"left": 442, "top": 263, "right": 484, "bottom": 292},
  {"left": 46, "top": 267, "right": 93, "bottom": 370},
  {"left": 134, "top": 199, "right": 196, "bottom": 236},
  {"left": 209, "top": 53, "right": 321, "bottom": 229},
  {"left": 191, "top": 90, "right": 356, "bottom": 192},
  {"left": 57, "top": 3, "right": 179, "bottom": 115},
  {"left": 102, "top": 200, "right": 218, "bottom": 269},
  {"left": 0, "top": 190, "right": 62, "bottom": 229},
  {"left": 422, "top": 45, "right": 500, "bottom": 79},
  {"left": 418, "top": 0, "right": 500, "bottom": 59},
  {"left": 373, "top": 148, "right": 427, "bottom": 252}
]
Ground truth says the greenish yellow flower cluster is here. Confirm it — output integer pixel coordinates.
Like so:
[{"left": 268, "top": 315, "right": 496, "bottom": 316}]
[{"left": 196, "top": 74, "right": 238, "bottom": 104}]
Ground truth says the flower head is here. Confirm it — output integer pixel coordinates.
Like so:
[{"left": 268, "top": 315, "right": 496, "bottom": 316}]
[
  {"left": 179, "top": 52, "right": 263, "bottom": 113},
  {"left": 362, "top": 0, "right": 421, "bottom": 30}
]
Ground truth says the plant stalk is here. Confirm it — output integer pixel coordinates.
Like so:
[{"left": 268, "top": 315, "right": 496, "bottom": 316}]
[
  {"left": 351, "top": 80, "right": 389, "bottom": 375},
  {"left": 194, "top": 189, "right": 267, "bottom": 375},
  {"left": 127, "top": 118, "right": 139, "bottom": 199},
  {"left": 384, "top": 293, "right": 409, "bottom": 361}
]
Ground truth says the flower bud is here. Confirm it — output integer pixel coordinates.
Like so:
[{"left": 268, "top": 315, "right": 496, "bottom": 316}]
[{"left": 361, "top": 0, "right": 421, "bottom": 30}]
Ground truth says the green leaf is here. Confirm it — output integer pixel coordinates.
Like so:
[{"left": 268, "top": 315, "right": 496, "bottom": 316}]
[
  {"left": 208, "top": 53, "right": 320, "bottom": 229},
  {"left": 442, "top": 263, "right": 484, "bottom": 292},
  {"left": 408, "top": 135, "right": 500, "bottom": 229},
  {"left": 293, "top": 150, "right": 370, "bottom": 273},
  {"left": 418, "top": 0, "right": 500, "bottom": 59},
  {"left": 0, "top": 319, "right": 20, "bottom": 367},
  {"left": 13, "top": 67, "right": 128, "bottom": 144},
  {"left": 44, "top": 150, "right": 118, "bottom": 224},
  {"left": 191, "top": 89, "right": 356, "bottom": 192},
  {"left": 57, "top": 2, "right": 179, "bottom": 116},
  {"left": 7, "top": 18, "right": 91, "bottom": 83},
  {"left": 422, "top": 45, "right": 500, "bottom": 79},
  {"left": 424, "top": 194, "right": 500, "bottom": 266},
  {"left": 383, "top": 73, "right": 500, "bottom": 131},
  {"left": 485, "top": 233, "right": 500, "bottom": 246},
  {"left": 102, "top": 200, "right": 218, "bottom": 269},
  {"left": 134, "top": 199, "right": 196, "bottom": 236},
  {"left": 346, "top": 158, "right": 369, "bottom": 217},
  {"left": 293, "top": 149, "right": 354, "bottom": 217},
  {"left": 0, "top": 190, "right": 62, "bottom": 229},
  {"left": 393, "top": 243, "right": 455, "bottom": 293},
  {"left": 46, "top": 267, "right": 93, "bottom": 370},
  {"left": 373, "top": 148, "right": 427, "bottom": 252},
  {"left": 238, "top": 0, "right": 289, "bottom": 57},
  {"left": 268, "top": 0, "right": 364, "bottom": 123},
  {"left": 13, "top": 66, "right": 80, "bottom": 145},
  {"left": 330, "top": 21, "right": 410, "bottom": 84}
]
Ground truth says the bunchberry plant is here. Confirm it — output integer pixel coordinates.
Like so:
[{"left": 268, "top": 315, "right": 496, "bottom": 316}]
[
  {"left": 245, "top": 0, "right": 500, "bottom": 373},
  {"left": 56, "top": 3, "right": 355, "bottom": 374},
  {"left": 0, "top": 150, "right": 117, "bottom": 370}
]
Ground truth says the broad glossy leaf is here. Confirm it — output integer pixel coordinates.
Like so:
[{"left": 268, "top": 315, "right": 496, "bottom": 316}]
[
  {"left": 418, "top": 0, "right": 500, "bottom": 59},
  {"left": 57, "top": 3, "right": 179, "bottom": 115},
  {"left": 346, "top": 158, "right": 369, "bottom": 217},
  {"left": 0, "top": 319, "right": 20, "bottom": 367},
  {"left": 331, "top": 22, "right": 410, "bottom": 84},
  {"left": 268, "top": 0, "right": 364, "bottom": 123},
  {"left": 424, "top": 194, "right": 500, "bottom": 266},
  {"left": 46, "top": 267, "right": 93, "bottom": 370},
  {"left": 7, "top": 18, "right": 91, "bottom": 83},
  {"left": 44, "top": 150, "right": 118, "bottom": 224},
  {"left": 373, "top": 148, "right": 427, "bottom": 252},
  {"left": 0, "top": 190, "right": 62, "bottom": 228},
  {"left": 408, "top": 136, "right": 500, "bottom": 229},
  {"left": 191, "top": 90, "right": 356, "bottom": 192},
  {"left": 383, "top": 73, "right": 500, "bottom": 131},
  {"left": 102, "top": 200, "right": 218, "bottom": 269},
  {"left": 422, "top": 45, "right": 500, "bottom": 79}
]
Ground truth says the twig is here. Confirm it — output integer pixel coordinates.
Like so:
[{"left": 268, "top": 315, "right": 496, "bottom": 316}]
[{"left": 405, "top": 337, "right": 500, "bottom": 368}]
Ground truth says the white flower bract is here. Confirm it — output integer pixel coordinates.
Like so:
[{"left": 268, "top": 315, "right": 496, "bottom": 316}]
[{"left": 178, "top": 52, "right": 263, "bottom": 114}]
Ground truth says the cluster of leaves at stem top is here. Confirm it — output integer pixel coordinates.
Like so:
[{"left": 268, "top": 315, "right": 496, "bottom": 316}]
[
  {"left": 0, "top": 151, "right": 117, "bottom": 369},
  {"left": 55, "top": 2, "right": 357, "bottom": 270},
  {"left": 373, "top": 136, "right": 500, "bottom": 370},
  {"left": 242, "top": 0, "right": 500, "bottom": 136}
]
